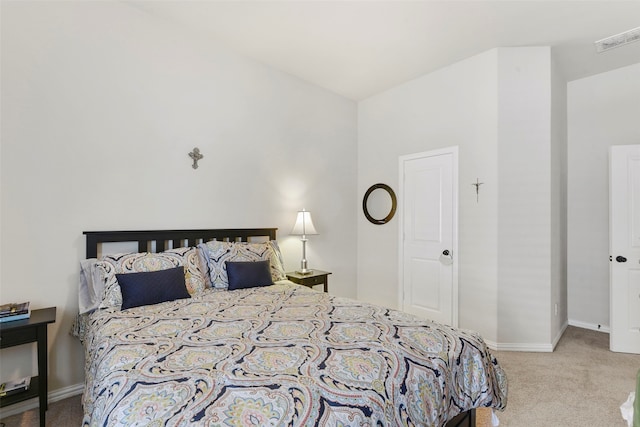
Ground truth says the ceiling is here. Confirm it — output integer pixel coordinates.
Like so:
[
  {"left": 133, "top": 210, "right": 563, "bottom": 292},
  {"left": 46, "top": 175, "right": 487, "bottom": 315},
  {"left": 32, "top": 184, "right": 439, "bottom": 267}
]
[{"left": 129, "top": 1, "right": 640, "bottom": 100}]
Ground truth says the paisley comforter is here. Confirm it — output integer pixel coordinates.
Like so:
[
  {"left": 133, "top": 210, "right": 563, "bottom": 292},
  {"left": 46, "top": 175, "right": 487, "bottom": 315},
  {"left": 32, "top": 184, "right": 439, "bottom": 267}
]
[{"left": 80, "top": 282, "right": 507, "bottom": 426}]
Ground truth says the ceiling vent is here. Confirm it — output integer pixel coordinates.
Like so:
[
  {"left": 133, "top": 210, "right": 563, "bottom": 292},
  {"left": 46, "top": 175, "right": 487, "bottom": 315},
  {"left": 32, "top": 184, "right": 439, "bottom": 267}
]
[{"left": 595, "top": 26, "right": 640, "bottom": 53}]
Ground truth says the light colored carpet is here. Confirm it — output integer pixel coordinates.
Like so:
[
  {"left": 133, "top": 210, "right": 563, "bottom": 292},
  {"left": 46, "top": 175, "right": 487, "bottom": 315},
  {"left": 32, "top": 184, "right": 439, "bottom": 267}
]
[
  {"left": 1, "top": 326, "right": 637, "bottom": 426},
  {"left": 491, "top": 326, "right": 639, "bottom": 426},
  {"left": 0, "top": 393, "right": 82, "bottom": 427}
]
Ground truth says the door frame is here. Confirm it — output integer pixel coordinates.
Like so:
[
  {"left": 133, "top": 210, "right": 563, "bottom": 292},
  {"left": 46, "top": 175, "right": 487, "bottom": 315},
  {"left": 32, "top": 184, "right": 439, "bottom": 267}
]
[{"left": 398, "top": 146, "right": 459, "bottom": 327}]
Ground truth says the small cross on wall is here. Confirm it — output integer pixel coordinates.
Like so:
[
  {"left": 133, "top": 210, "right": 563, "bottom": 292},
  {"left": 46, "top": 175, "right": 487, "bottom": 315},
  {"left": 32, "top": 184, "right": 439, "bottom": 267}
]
[
  {"left": 189, "top": 147, "right": 203, "bottom": 169},
  {"left": 472, "top": 178, "right": 484, "bottom": 202}
]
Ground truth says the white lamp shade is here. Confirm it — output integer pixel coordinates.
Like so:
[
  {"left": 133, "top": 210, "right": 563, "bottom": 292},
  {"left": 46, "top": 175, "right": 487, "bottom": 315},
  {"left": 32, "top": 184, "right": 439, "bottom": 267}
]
[{"left": 291, "top": 210, "right": 318, "bottom": 236}]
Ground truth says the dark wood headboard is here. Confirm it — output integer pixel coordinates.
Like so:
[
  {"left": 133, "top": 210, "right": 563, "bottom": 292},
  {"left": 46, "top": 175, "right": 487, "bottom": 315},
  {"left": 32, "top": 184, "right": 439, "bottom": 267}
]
[{"left": 83, "top": 228, "right": 278, "bottom": 258}]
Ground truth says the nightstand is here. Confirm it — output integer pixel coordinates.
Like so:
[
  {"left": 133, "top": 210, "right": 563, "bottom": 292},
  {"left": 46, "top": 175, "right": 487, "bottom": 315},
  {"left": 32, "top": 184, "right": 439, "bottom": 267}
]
[
  {"left": 286, "top": 270, "right": 331, "bottom": 292},
  {"left": 0, "top": 307, "right": 56, "bottom": 427}
]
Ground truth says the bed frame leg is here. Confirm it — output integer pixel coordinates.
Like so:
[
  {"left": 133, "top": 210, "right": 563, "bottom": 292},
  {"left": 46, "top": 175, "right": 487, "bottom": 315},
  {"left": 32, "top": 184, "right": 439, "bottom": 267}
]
[{"left": 445, "top": 408, "right": 476, "bottom": 427}]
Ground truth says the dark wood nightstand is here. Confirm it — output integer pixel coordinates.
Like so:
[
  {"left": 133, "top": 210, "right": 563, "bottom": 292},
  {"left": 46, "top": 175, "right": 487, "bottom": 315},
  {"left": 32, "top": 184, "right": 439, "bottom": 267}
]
[
  {"left": 286, "top": 270, "right": 331, "bottom": 292},
  {"left": 0, "top": 307, "right": 56, "bottom": 427}
]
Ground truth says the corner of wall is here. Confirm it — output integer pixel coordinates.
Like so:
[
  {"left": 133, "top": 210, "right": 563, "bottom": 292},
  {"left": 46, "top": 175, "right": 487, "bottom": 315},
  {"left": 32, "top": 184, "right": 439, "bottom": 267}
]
[{"left": 496, "top": 46, "right": 554, "bottom": 346}]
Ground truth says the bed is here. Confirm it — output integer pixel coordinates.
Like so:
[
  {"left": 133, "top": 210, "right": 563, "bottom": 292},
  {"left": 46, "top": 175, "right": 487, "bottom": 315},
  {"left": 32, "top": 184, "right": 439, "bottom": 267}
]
[{"left": 74, "top": 228, "right": 507, "bottom": 427}]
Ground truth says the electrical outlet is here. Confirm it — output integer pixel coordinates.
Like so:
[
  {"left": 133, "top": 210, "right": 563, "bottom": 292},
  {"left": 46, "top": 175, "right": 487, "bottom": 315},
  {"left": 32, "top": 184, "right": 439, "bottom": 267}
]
[{"left": 554, "top": 303, "right": 558, "bottom": 316}]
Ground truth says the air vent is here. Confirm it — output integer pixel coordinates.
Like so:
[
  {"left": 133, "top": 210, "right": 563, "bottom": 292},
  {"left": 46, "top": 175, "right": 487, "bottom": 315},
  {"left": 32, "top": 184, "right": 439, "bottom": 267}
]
[{"left": 595, "top": 26, "right": 640, "bottom": 53}]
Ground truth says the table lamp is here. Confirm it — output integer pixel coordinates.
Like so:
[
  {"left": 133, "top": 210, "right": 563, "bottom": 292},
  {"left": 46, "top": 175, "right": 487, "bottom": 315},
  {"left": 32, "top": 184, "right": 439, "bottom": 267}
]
[{"left": 290, "top": 209, "right": 318, "bottom": 274}]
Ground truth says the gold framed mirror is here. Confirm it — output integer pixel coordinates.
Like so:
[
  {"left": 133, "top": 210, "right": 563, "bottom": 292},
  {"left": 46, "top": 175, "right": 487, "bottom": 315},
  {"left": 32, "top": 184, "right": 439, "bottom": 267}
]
[{"left": 363, "top": 183, "right": 397, "bottom": 225}]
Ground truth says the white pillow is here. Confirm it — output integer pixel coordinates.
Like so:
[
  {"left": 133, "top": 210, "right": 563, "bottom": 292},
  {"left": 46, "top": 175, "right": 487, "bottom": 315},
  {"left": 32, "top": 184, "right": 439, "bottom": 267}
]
[{"left": 78, "top": 258, "right": 103, "bottom": 314}]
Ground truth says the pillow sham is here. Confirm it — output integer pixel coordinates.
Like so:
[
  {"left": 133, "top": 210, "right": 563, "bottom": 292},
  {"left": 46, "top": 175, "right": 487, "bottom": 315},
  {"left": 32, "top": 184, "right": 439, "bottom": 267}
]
[
  {"left": 97, "top": 247, "right": 207, "bottom": 309},
  {"left": 197, "top": 240, "right": 286, "bottom": 289},
  {"left": 78, "top": 258, "right": 103, "bottom": 314},
  {"left": 164, "top": 247, "right": 208, "bottom": 295},
  {"left": 226, "top": 260, "right": 273, "bottom": 290},
  {"left": 117, "top": 266, "right": 190, "bottom": 310}
]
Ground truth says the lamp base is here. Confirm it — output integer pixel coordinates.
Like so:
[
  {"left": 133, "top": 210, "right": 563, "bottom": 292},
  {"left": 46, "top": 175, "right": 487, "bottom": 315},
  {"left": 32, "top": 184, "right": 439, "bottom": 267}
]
[{"left": 295, "top": 268, "right": 314, "bottom": 275}]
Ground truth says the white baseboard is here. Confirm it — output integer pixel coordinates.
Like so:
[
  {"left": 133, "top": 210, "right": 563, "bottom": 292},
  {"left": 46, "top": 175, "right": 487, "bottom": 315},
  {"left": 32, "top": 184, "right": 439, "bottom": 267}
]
[
  {"left": 551, "top": 321, "right": 569, "bottom": 350},
  {"left": 484, "top": 321, "right": 568, "bottom": 353},
  {"left": 484, "top": 339, "right": 553, "bottom": 352},
  {"left": 490, "top": 341, "right": 554, "bottom": 352},
  {"left": 483, "top": 339, "right": 499, "bottom": 351},
  {"left": 0, "top": 382, "right": 83, "bottom": 419},
  {"left": 568, "top": 319, "right": 610, "bottom": 333}
]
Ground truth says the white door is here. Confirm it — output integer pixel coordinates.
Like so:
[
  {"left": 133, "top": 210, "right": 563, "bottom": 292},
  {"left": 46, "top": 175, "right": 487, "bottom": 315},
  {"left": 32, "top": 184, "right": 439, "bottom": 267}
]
[
  {"left": 610, "top": 145, "right": 640, "bottom": 354},
  {"left": 399, "top": 147, "right": 458, "bottom": 327}
]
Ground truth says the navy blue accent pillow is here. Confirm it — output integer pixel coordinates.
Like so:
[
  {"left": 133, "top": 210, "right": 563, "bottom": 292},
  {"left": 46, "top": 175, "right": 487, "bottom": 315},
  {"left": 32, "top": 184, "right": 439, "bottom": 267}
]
[
  {"left": 226, "top": 260, "right": 273, "bottom": 290},
  {"left": 116, "top": 266, "right": 190, "bottom": 310}
]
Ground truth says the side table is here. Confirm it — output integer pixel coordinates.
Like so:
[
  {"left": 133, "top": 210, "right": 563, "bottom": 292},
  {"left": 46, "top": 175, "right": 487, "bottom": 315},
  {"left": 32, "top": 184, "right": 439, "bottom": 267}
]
[
  {"left": 286, "top": 270, "right": 332, "bottom": 292},
  {"left": 0, "top": 307, "right": 56, "bottom": 427}
]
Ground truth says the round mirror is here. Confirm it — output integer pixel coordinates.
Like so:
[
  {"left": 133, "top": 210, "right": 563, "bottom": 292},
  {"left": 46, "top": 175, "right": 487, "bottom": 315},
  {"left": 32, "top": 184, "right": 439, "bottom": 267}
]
[{"left": 363, "top": 183, "right": 397, "bottom": 225}]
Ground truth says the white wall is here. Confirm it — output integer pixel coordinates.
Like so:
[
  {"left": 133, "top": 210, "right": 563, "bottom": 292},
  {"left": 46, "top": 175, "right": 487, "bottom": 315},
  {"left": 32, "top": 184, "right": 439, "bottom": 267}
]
[
  {"left": 358, "top": 49, "right": 500, "bottom": 343},
  {"left": 567, "top": 63, "right": 640, "bottom": 331},
  {"left": 358, "top": 47, "right": 564, "bottom": 349},
  {"left": 551, "top": 53, "right": 568, "bottom": 343},
  {"left": 496, "top": 47, "right": 554, "bottom": 347},
  {"left": 0, "top": 1, "right": 357, "bottom": 396}
]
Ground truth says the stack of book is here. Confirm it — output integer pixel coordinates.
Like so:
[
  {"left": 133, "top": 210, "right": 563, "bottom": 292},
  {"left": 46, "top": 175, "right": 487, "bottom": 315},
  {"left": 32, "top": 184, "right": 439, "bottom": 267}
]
[
  {"left": 0, "top": 302, "right": 30, "bottom": 323},
  {"left": 0, "top": 377, "right": 31, "bottom": 397}
]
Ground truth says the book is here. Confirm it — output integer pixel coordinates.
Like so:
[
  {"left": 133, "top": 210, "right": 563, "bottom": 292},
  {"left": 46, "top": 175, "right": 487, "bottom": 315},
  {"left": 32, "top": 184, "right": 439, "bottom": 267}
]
[
  {"left": 0, "top": 311, "right": 30, "bottom": 323},
  {"left": 0, "top": 302, "right": 30, "bottom": 317},
  {"left": 0, "top": 302, "right": 30, "bottom": 323},
  {"left": 0, "top": 377, "right": 30, "bottom": 397}
]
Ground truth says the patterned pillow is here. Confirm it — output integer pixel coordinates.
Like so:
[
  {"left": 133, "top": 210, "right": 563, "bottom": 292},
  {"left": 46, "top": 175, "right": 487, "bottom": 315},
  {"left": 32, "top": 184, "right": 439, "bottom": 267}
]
[
  {"left": 197, "top": 240, "right": 286, "bottom": 289},
  {"left": 97, "top": 247, "right": 207, "bottom": 309},
  {"left": 164, "top": 247, "right": 208, "bottom": 295}
]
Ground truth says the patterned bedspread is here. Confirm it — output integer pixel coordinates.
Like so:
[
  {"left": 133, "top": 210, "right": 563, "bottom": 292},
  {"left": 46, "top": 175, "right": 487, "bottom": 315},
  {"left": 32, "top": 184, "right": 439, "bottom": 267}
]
[{"left": 80, "top": 282, "right": 507, "bottom": 426}]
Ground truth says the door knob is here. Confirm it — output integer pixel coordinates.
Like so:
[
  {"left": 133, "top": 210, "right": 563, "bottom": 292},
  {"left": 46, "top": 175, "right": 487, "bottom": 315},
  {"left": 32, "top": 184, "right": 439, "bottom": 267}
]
[
  {"left": 616, "top": 256, "right": 627, "bottom": 263},
  {"left": 439, "top": 250, "right": 453, "bottom": 266}
]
